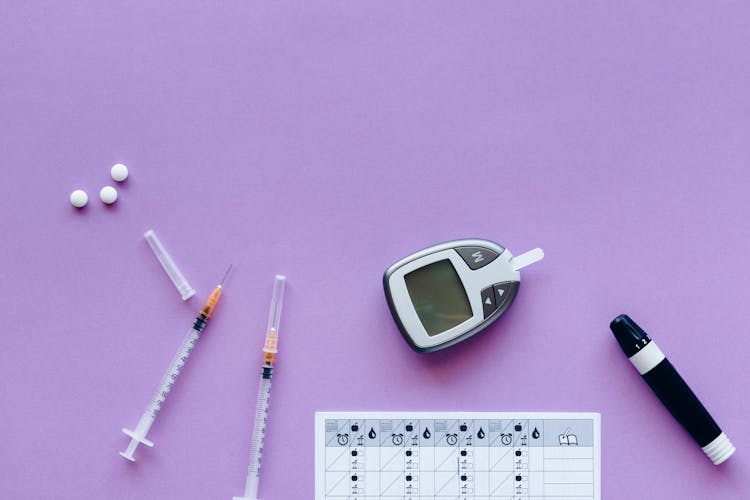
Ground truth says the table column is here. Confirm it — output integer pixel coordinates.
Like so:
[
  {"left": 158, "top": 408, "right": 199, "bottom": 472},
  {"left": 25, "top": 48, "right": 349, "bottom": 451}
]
[
  {"left": 434, "top": 419, "right": 460, "bottom": 498},
  {"left": 458, "top": 419, "right": 475, "bottom": 500},
  {"left": 487, "top": 419, "right": 514, "bottom": 500},
  {"left": 419, "top": 418, "right": 436, "bottom": 499},
  {"left": 364, "top": 419, "right": 381, "bottom": 498},
  {"left": 527, "top": 418, "right": 544, "bottom": 499},
  {"left": 404, "top": 420, "right": 421, "bottom": 499},
  {"left": 473, "top": 418, "right": 490, "bottom": 500},
  {"left": 511, "top": 419, "right": 530, "bottom": 499},
  {"left": 540, "top": 419, "right": 595, "bottom": 500},
  {"left": 323, "top": 418, "right": 351, "bottom": 499},
  {"left": 378, "top": 418, "right": 406, "bottom": 500}
]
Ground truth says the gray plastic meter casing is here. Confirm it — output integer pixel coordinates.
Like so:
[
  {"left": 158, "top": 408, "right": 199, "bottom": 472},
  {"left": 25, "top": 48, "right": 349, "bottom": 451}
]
[{"left": 384, "top": 239, "right": 523, "bottom": 353}]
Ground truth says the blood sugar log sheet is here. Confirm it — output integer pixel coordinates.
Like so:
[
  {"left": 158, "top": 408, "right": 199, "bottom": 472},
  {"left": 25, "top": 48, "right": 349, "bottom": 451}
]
[{"left": 315, "top": 412, "right": 601, "bottom": 500}]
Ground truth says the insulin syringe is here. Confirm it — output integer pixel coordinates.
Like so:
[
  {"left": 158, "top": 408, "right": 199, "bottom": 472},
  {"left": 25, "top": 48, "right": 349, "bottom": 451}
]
[
  {"left": 120, "top": 266, "right": 231, "bottom": 462},
  {"left": 234, "top": 275, "right": 286, "bottom": 500}
]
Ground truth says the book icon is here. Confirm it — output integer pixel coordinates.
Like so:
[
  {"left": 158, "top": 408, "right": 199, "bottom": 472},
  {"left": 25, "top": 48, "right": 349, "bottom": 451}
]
[{"left": 558, "top": 427, "right": 578, "bottom": 446}]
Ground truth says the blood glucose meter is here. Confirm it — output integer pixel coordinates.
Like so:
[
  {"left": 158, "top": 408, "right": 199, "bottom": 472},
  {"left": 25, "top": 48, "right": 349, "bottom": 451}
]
[{"left": 383, "top": 239, "right": 543, "bottom": 352}]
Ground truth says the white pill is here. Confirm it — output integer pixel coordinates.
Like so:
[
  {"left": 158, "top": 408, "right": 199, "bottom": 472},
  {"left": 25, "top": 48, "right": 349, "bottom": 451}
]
[
  {"left": 70, "top": 189, "right": 88, "bottom": 208},
  {"left": 99, "top": 185, "right": 118, "bottom": 204},
  {"left": 110, "top": 163, "right": 129, "bottom": 182}
]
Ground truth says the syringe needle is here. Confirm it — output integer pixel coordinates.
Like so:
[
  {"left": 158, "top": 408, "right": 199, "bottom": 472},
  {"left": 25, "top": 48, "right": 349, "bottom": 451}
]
[{"left": 220, "top": 264, "right": 233, "bottom": 286}]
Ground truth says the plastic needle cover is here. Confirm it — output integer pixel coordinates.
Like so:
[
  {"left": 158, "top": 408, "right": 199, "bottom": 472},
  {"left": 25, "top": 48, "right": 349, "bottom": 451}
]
[
  {"left": 144, "top": 229, "right": 196, "bottom": 300},
  {"left": 266, "top": 276, "right": 285, "bottom": 340}
]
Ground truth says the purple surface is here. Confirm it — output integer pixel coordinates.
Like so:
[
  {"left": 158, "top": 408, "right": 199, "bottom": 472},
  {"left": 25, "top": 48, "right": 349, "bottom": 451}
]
[{"left": 1, "top": 2, "right": 748, "bottom": 498}]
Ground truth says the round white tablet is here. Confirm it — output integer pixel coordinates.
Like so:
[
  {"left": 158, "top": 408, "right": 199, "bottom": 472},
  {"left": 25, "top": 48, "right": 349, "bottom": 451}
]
[
  {"left": 110, "top": 163, "right": 129, "bottom": 182},
  {"left": 99, "top": 185, "right": 118, "bottom": 204},
  {"left": 70, "top": 189, "right": 88, "bottom": 208}
]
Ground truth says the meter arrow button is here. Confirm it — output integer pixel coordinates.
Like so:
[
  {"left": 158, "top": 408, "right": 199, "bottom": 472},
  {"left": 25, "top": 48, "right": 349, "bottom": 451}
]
[
  {"left": 481, "top": 286, "right": 497, "bottom": 318},
  {"left": 493, "top": 282, "right": 519, "bottom": 313}
]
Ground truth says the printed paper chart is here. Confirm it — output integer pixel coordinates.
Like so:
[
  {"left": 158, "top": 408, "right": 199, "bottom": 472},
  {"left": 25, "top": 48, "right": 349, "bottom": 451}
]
[{"left": 315, "top": 412, "right": 601, "bottom": 500}]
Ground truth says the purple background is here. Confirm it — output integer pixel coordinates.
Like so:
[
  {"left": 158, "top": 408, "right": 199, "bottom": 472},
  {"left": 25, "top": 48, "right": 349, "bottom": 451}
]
[{"left": 1, "top": 2, "right": 748, "bottom": 498}]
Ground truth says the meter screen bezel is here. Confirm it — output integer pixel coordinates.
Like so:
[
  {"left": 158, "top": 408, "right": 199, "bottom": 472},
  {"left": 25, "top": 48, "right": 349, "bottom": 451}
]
[{"left": 404, "top": 258, "right": 474, "bottom": 336}]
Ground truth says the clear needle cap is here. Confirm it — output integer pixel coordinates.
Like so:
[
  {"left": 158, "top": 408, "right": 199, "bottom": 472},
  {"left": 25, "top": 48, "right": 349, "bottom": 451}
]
[
  {"left": 144, "top": 229, "right": 196, "bottom": 300},
  {"left": 267, "top": 275, "right": 286, "bottom": 333}
]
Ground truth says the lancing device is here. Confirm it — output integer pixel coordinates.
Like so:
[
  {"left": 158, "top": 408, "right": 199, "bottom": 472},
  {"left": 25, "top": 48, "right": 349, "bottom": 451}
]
[{"left": 610, "top": 314, "right": 735, "bottom": 465}]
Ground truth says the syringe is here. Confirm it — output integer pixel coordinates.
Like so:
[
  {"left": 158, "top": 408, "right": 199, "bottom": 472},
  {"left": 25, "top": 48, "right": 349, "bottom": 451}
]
[
  {"left": 234, "top": 275, "right": 286, "bottom": 500},
  {"left": 120, "top": 265, "right": 232, "bottom": 462}
]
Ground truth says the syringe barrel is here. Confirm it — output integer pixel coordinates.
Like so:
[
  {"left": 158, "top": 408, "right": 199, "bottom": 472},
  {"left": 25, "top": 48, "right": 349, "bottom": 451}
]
[
  {"left": 147, "top": 325, "right": 202, "bottom": 418},
  {"left": 120, "top": 325, "right": 203, "bottom": 462},
  {"left": 133, "top": 411, "right": 155, "bottom": 437},
  {"left": 245, "top": 376, "right": 272, "bottom": 498}
]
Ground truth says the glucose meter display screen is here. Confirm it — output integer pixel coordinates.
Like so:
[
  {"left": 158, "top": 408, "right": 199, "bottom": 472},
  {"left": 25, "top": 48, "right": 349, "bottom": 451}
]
[{"left": 404, "top": 259, "right": 472, "bottom": 336}]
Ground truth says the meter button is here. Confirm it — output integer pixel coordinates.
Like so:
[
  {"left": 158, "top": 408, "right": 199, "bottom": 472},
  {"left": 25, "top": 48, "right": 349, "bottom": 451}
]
[
  {"left": 494, "top": 282, "right": 518, "bottom": 310},
  {"left": 456, "top": 246, "right": 501, "bottom": 270},
  {"left": 481, "top": 286, "right": 497, "bottom": 318}
]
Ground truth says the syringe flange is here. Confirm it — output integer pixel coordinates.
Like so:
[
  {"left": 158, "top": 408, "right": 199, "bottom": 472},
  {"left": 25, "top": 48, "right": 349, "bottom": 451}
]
[
  {"left": 119, "top": 428, "right": 155, "bottom": 462},
  {"left": 122, "top": 428, "right": 154, "bottom": 447}
]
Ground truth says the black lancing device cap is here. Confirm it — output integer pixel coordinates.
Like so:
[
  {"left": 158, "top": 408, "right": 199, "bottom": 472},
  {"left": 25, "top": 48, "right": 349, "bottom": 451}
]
[{"left": 610, "top": 313, "right": 651, "bottom": 357}]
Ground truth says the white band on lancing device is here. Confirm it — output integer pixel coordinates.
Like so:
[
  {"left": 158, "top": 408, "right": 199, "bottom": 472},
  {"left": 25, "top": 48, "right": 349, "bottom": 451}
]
[{"left": 628, "top": 341, "right": 666, "bottom": 375}]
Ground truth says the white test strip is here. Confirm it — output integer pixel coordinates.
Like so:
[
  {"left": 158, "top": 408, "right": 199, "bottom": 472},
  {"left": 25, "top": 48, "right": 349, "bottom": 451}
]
[{"left": 511, "top": 247, "right": 545, "bottom": 271}]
